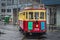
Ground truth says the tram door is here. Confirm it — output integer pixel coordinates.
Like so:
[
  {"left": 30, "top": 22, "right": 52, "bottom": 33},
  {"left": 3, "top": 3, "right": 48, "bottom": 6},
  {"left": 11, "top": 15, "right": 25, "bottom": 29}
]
[{"left": 49, "top": 8, "right": 56, "bottom": 25}]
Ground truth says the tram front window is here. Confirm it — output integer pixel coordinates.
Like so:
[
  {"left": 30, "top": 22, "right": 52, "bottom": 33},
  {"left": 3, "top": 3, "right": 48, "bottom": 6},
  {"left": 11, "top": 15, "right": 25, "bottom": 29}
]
[
  {"left": 35, "top": 12, "right": 39, "bottom": 19},
  {"left": 40, "top": 12, "right": 44, "bottom": 19},
  {"left": 29, "top": 12, "right": 33, "bottom": 19}
]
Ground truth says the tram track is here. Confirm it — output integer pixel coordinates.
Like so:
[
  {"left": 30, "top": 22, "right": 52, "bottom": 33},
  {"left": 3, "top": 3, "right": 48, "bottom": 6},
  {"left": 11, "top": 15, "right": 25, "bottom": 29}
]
[{"left": 22, "top": 35, "right": 47, "bottom": 40}]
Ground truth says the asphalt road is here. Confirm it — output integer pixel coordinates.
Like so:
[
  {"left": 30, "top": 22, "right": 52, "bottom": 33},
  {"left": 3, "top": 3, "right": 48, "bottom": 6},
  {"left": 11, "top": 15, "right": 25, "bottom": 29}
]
[
  {"left": 0, "top": 24, "right": 24, "bottom": 40},
  {"left": 0, "top": 23, "right": 60, "bottom": 40}
]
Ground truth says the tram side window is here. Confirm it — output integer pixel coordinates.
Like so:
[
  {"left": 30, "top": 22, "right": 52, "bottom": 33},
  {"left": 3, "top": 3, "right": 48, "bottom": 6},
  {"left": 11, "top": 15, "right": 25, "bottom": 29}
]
[
  {"left": 26, "top": 12, "right": 28, "bottom": 19},
  {"left": 23, "top": 12, "right": 25, "bottom": 15},
  {"left": 35, "top": 12, "right": 39, "bottom": 19},
  {"left": 40, "top": 12, "right": 44, "bottom": 19},
  {"left": 29, "top": 12, "right": 33, "bottom": 19}
]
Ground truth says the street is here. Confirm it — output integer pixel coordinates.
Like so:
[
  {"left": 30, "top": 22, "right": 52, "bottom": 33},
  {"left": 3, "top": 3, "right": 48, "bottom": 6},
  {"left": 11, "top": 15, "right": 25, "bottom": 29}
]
[
  {"left": 0, "top": 0, "right": 60, "bottom": 40},
  {"left": 0, "top": 24, "right": 24, "bottom": 40},
  {"left": 0, "top": 23, "right": 60, "bottom": 40}
]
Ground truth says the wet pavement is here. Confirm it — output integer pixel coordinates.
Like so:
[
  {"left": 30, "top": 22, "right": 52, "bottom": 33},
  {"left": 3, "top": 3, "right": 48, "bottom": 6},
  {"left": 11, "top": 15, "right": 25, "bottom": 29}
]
[
  {"left": 0, "top": 24, "right": 24, "bottom": 40},
  {"left": 22, "top": 31, "right": 60, "bottom": 40},
  {"left": 0, "top": 22, "right": 60, "bottom": 40}
]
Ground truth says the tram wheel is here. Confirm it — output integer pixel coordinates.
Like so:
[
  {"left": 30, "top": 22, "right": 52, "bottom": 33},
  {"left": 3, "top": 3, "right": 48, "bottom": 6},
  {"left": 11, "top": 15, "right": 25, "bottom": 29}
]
[{"left": 43, "top": 32, "right": 46, "bottom": 35}]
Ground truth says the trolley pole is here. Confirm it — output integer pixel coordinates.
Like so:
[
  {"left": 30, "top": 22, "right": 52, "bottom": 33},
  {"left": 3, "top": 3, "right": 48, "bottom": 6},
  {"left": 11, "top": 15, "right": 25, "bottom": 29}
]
[
  {"left": 16, "top": 0, "right": 18, "bottom": 25},
  {"left": 26, "top": 0, "right": 28, "bottom": 7},
  {"left": 40, "top": 0, "right": 42, "bottom": 4}
]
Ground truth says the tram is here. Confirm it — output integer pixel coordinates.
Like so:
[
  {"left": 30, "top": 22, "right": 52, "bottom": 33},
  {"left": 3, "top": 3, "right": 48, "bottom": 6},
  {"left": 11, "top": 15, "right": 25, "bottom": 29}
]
[{"left": 18, "top": 5, "right": 46, "bottom": 35}]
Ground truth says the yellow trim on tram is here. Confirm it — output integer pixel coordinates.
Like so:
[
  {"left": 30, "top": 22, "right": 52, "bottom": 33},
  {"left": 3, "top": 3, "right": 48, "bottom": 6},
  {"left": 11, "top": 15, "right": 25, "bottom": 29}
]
[{"left": 18, "top": 9, "right": 46, "bottom": 21}]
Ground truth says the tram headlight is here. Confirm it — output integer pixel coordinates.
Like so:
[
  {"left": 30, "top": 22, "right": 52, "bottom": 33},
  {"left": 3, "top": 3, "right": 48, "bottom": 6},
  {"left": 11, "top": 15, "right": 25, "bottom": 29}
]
[{"left": 36, "top": 25, "right": 38, "bottom": 27}]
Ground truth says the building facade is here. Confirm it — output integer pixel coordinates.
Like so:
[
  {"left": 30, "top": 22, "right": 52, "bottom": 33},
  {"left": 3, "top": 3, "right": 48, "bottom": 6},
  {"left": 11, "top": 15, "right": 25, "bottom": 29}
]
[
  {"left": 0, "top": 0, "right": 32, "bottom": 24},
  {"left": 41, "top": 0, "right": 60, "bottom": 27},
  {"left": 34, "top": 0, "right": 60, "bottom": 27},
  {"left": 0, "top": 0, "right": 20, "bottom": 24}
]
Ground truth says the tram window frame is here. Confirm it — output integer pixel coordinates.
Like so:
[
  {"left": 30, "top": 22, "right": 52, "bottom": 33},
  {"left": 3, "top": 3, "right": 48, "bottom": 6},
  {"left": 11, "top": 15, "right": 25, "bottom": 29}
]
[
  {"left": 35, "top": 12, "right": 39, "bottom": 19},
  {"left": 40, "top": 12, "right": 44, "bottom": 19},
  {"left": 29, "top": 12, "right": 33, "bottom": 19},
  {"left": 45, "top": 12, "right": 46, "bottom": 19},
  {"left": 26, "top": 12, "right": 28, "bottom": 19},
  {"left": 23, "top": 12, "right": 25, "bottom": 15}
]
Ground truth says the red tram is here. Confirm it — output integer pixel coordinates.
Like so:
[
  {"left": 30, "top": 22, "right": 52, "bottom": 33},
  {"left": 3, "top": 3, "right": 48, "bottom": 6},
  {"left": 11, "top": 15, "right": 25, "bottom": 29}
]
[{"left": 18, "top": 6, "right": 46, "bottom": 35}]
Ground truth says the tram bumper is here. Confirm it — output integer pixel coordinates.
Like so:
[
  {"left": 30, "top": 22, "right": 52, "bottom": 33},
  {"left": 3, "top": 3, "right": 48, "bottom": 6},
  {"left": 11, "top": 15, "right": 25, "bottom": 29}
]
[{"left": 24, "top": 30, "right": 46, "bottom": 35}]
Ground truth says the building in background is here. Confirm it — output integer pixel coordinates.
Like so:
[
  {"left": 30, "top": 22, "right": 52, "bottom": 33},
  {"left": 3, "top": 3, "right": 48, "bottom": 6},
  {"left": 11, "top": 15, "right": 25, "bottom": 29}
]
[
  {"left": 0, "top": 0, "right": 20, "bottom": 24},
  {"left": 0, "top": 0, "right": 34, "bottom": 24},
  {"left": 35, "top": 0, "right": 60, "bottom": 27},
  {"left": 43, "top": 0, "right": 60, "bottom": 27}
]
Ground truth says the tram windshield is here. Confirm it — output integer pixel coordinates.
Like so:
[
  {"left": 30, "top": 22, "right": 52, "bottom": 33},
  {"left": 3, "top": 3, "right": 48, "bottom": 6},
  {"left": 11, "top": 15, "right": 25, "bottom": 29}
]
[
  {"left": 40, "top": 12, "right": 44, "bottom": 19},
  {"left": 35, "top": 12, "right": 39, "bottom": 19},
  {"left": 29, "top": 12, "right": 33, "bottom": 19},
  {"left": 28, "top": 12, "right": 44, "bottom": 19}
]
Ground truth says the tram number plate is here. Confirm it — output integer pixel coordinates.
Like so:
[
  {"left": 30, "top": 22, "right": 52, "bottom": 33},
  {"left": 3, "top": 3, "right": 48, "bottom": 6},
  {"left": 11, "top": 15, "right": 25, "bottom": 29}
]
[{"left": 34, "top": 28, "right": 39, "bottom": 31}]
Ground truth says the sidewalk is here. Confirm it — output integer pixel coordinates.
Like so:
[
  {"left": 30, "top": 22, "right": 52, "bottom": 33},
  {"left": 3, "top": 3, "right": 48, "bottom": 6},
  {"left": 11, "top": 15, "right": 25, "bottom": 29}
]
[
  {"left": 0, "top": 24, "right": 19, "bottom": 34},
  {"left": 0, "top": 24, "right": 23, "bottom": 40},
  {"left": 47, "top": 24, "right": 60, "bottom": 32}
]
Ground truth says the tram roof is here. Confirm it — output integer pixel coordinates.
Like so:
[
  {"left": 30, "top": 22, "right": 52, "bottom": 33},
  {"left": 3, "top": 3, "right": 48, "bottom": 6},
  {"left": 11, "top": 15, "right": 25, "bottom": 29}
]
[
  {"left": 23, "top": 7, "right": 46, "bottom": 10},
  {"left": 19, "top": 8, "right": 46, "bottom": 13},
  {"left": 24, "top": 8, "right": 46, "bottom": 10}
]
